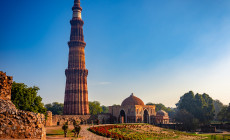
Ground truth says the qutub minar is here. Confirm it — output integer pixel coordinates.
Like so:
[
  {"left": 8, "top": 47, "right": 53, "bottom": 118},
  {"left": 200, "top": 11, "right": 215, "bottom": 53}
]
[{"left": 63, "top": 0, "right": 89, "bottom": 115}]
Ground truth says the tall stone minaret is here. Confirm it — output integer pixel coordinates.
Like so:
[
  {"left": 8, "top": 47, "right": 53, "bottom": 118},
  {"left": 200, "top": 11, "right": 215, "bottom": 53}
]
[{"left": 63, "top": 0, "right": 89, "bottom": 115}]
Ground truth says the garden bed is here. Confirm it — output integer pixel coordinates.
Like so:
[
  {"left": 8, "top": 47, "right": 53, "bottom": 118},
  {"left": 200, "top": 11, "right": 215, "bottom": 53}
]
[{"left": 88, "top": 124, "right": 204, "bottom": 140}]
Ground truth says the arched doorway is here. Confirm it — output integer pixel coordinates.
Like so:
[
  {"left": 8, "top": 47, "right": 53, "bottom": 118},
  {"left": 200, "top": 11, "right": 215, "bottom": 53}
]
[
  {"left": 144, "top": 110, "right": 149, "bottom": 123},
  {"left": 120, "top": 110, "right": 126, "bottom": 123}
]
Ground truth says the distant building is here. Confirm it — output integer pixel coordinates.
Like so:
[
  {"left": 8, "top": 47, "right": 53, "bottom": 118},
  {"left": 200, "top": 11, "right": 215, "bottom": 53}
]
[
  {"left": 155, "top": 110, "right": 170, "bottom": 124},
  {"left": 109, "top": 93, "right": 170, "bottom": 124}
]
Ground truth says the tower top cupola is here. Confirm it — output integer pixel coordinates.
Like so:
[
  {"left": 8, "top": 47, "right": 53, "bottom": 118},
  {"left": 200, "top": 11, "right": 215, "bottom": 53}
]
[{"left": 72, "top": 0, "right": 82, "bottom": 19}]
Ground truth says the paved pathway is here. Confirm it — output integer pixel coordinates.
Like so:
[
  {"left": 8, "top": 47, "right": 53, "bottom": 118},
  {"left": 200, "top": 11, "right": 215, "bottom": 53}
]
[{"left": 79, "top": 125, "right": 110, "bottom": 140}]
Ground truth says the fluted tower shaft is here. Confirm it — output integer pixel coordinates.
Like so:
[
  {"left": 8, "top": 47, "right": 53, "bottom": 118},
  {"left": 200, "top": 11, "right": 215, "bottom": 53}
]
[{"left": 63, "top": 0, "right": 89, "bottom": 115}]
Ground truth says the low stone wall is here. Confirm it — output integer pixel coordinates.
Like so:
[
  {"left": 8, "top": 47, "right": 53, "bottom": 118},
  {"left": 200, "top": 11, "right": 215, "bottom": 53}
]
[
  {"left": 0, "top": 99, "right": 46, "bottom": 139},
  {"left": 201, "top": 125, "right": 216, "bottom": 133},
  {"left": 52, "top": 115, "right": 96, "bottom": 126},
  {"left": 211, "top": 124, "right": 230, "bottom": 130},
  {"left": 98, "top": 113, "right": 115, "bottom": 124}
]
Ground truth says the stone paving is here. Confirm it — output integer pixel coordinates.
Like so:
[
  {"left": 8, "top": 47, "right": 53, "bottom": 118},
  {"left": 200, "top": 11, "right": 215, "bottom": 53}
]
[{"left": 79, "top": 125, "right": 110, "bottom": 140}]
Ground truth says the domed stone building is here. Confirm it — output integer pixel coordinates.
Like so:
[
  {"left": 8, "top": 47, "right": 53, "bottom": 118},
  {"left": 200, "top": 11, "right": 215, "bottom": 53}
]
[
  {"left": 155, "top": 110, "right": 170, "bottom": 124},
  {"left": 109, "top": 93, "right": 157, "bottom": 123}
]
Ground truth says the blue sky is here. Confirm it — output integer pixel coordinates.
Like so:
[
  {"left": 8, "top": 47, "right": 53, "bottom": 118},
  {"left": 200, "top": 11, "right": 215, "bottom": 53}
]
[{"left": 1, "top": 0, "right": 230, "bottom": 107}]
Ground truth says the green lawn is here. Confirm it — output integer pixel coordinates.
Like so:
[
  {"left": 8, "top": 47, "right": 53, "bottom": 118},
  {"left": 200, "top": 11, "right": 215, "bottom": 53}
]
[
  {"left": 197, "top": 134, "right": 230, "bottom": 140},
  {"left": 46, "top": 126, "right": 82, "bottom": 139}
]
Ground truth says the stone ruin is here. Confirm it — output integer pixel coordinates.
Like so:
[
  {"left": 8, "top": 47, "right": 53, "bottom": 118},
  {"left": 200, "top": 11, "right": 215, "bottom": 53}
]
[
  {"left": 0, "top": 71, "right": 13, "bottom": 100},
  {"left": 46, "top": 111, "right": 52, "bottom": 127},
  {"left": 52, "top": 115, "right": 96, "bottom": 126},
  {"left": 0, "top": 71, "right": 46, "bottom": 139}
]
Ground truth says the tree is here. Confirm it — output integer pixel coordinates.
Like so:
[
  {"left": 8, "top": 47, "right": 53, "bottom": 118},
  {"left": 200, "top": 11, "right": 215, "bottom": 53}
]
[
  {"left": 213, "top": 100, "right": 224, "bottom": 119},
  {"left": 73, "top": 125, "right": 81, "bottom": 137},
  {"left": 89, "top": 101, "right": 102, "bottom": 115},
  {"left": 72, "top": 120, "right": 81, "bottom": 137},
  {"left": 175, "top": 109, "right": 199, "bottom": 131},
  {"left": 11, "top": 82, "right": 46, "bottom": 114},
  {"left": 101, "top": 105, "right": 109, "bottom": 113},
  {"left": 146, "top": 102, "right": 169, "bottom": 112},
  {"left": 62, "top": 122, "right": 68, "bottom": 137},
  {"left": 217, "top": 103, "right": 230, "bottom": 122},
  {"left": 176, "top": 91, "right": 215, "bottom": 125},
  {"left": 45, "top": 102, "right": 64, "bottom": 115}
]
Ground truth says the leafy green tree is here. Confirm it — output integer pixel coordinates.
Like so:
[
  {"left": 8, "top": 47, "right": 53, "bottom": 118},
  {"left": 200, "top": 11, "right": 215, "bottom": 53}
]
[
  {"left": 213, "top": 100, "right": 224, "bottom": 119},
  {"left": 72, "top": 120, "right": 81, "bottom": 137},
  {"left": 146, "top": 102, "right": 169, "bottom": 112},
  {"left": 89, "top": 101, "right": 102, "bottom": 115},
  {"left": 73, "top": 125, "right": 81, "bottom": 137},
  {"left": 11, "top": 82, "right": 46, "bottom": 114},
  {"left": 217, "top": 103, "right": 230, "bottom": 122},
  {"left": 62, "top": 122, "right": 68, "bottom": 137},
  {"left": 175, "top": 109, "right": 199, "bottom": 131},
  {"left": 101, "top": 105, "right": 109, "bottom": 113},
  {"left": 146, "top": 102, "right": 154, "bottom": 105},
  {"left": 45, "top": 102, "right": 64, "bottom": 115},
  {"left": 176, "top": 91, "right": 215, "bottom": 125}
]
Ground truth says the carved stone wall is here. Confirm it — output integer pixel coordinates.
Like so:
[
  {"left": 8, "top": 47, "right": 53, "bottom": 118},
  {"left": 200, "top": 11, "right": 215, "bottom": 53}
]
[{"left": 0, "top": 72, "right": 46, "bottom": 139}]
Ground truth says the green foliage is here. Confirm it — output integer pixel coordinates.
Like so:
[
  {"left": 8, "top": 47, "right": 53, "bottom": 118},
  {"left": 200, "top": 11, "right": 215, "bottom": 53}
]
[
  {"left": 72, "top": 120, "right": 81, "bottom": 137},
  {"left": 217, "top": 103, "right": 230, "bottom": 122},
  {"left": 175, "top": 109, "right": 199, "bottom": 131},
  {"left": 72, "top": 125, "right": 81, "bottom": 137},
  {"left": 176, "top": 91, "right": 215, "bottom": 125},
  {"left": 89, "top": 101, "right": 103, "bottom": 115},
  {"left": 45, "top": 102, "right": 64, "bottom": 115},
  {"left": 62, "top": 122, "right": 68, "bottom": 137},
  {"left": 198, "top": 134, "right": 230, "bottom": 140},
  {"left": 146, "top": 102, "right": 154, "bottom": 105},
  {"left": 101, "top": 105, "right": 109, "bottom": 113},
  {"left": 11, "top": 82, "right": 46, "bottom": 114},
  {"left": 213, "top": 100, "right": 224, "bottom": 119}
]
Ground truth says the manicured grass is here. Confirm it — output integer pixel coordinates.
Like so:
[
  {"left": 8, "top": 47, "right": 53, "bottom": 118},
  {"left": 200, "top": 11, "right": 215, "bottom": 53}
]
[
  {"left": 46, "top": 126, "right": 82, "bottom": 139},
  {"left": 197, "top": 134, "right": 230, "bottom": 140}
]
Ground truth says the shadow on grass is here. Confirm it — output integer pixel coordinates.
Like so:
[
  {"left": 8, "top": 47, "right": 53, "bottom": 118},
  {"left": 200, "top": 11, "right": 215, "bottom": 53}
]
[{"left": 46, "top": 134, "right": 64, "bottom": 136}]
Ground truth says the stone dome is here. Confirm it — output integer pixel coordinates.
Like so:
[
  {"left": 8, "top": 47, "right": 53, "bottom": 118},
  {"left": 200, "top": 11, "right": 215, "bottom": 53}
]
[
  {"left": 121, "top": 93, "right": 144, "bottom": 106},
  {"left": 157, "top": 110, "right": 168, "bottom": 116}
]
